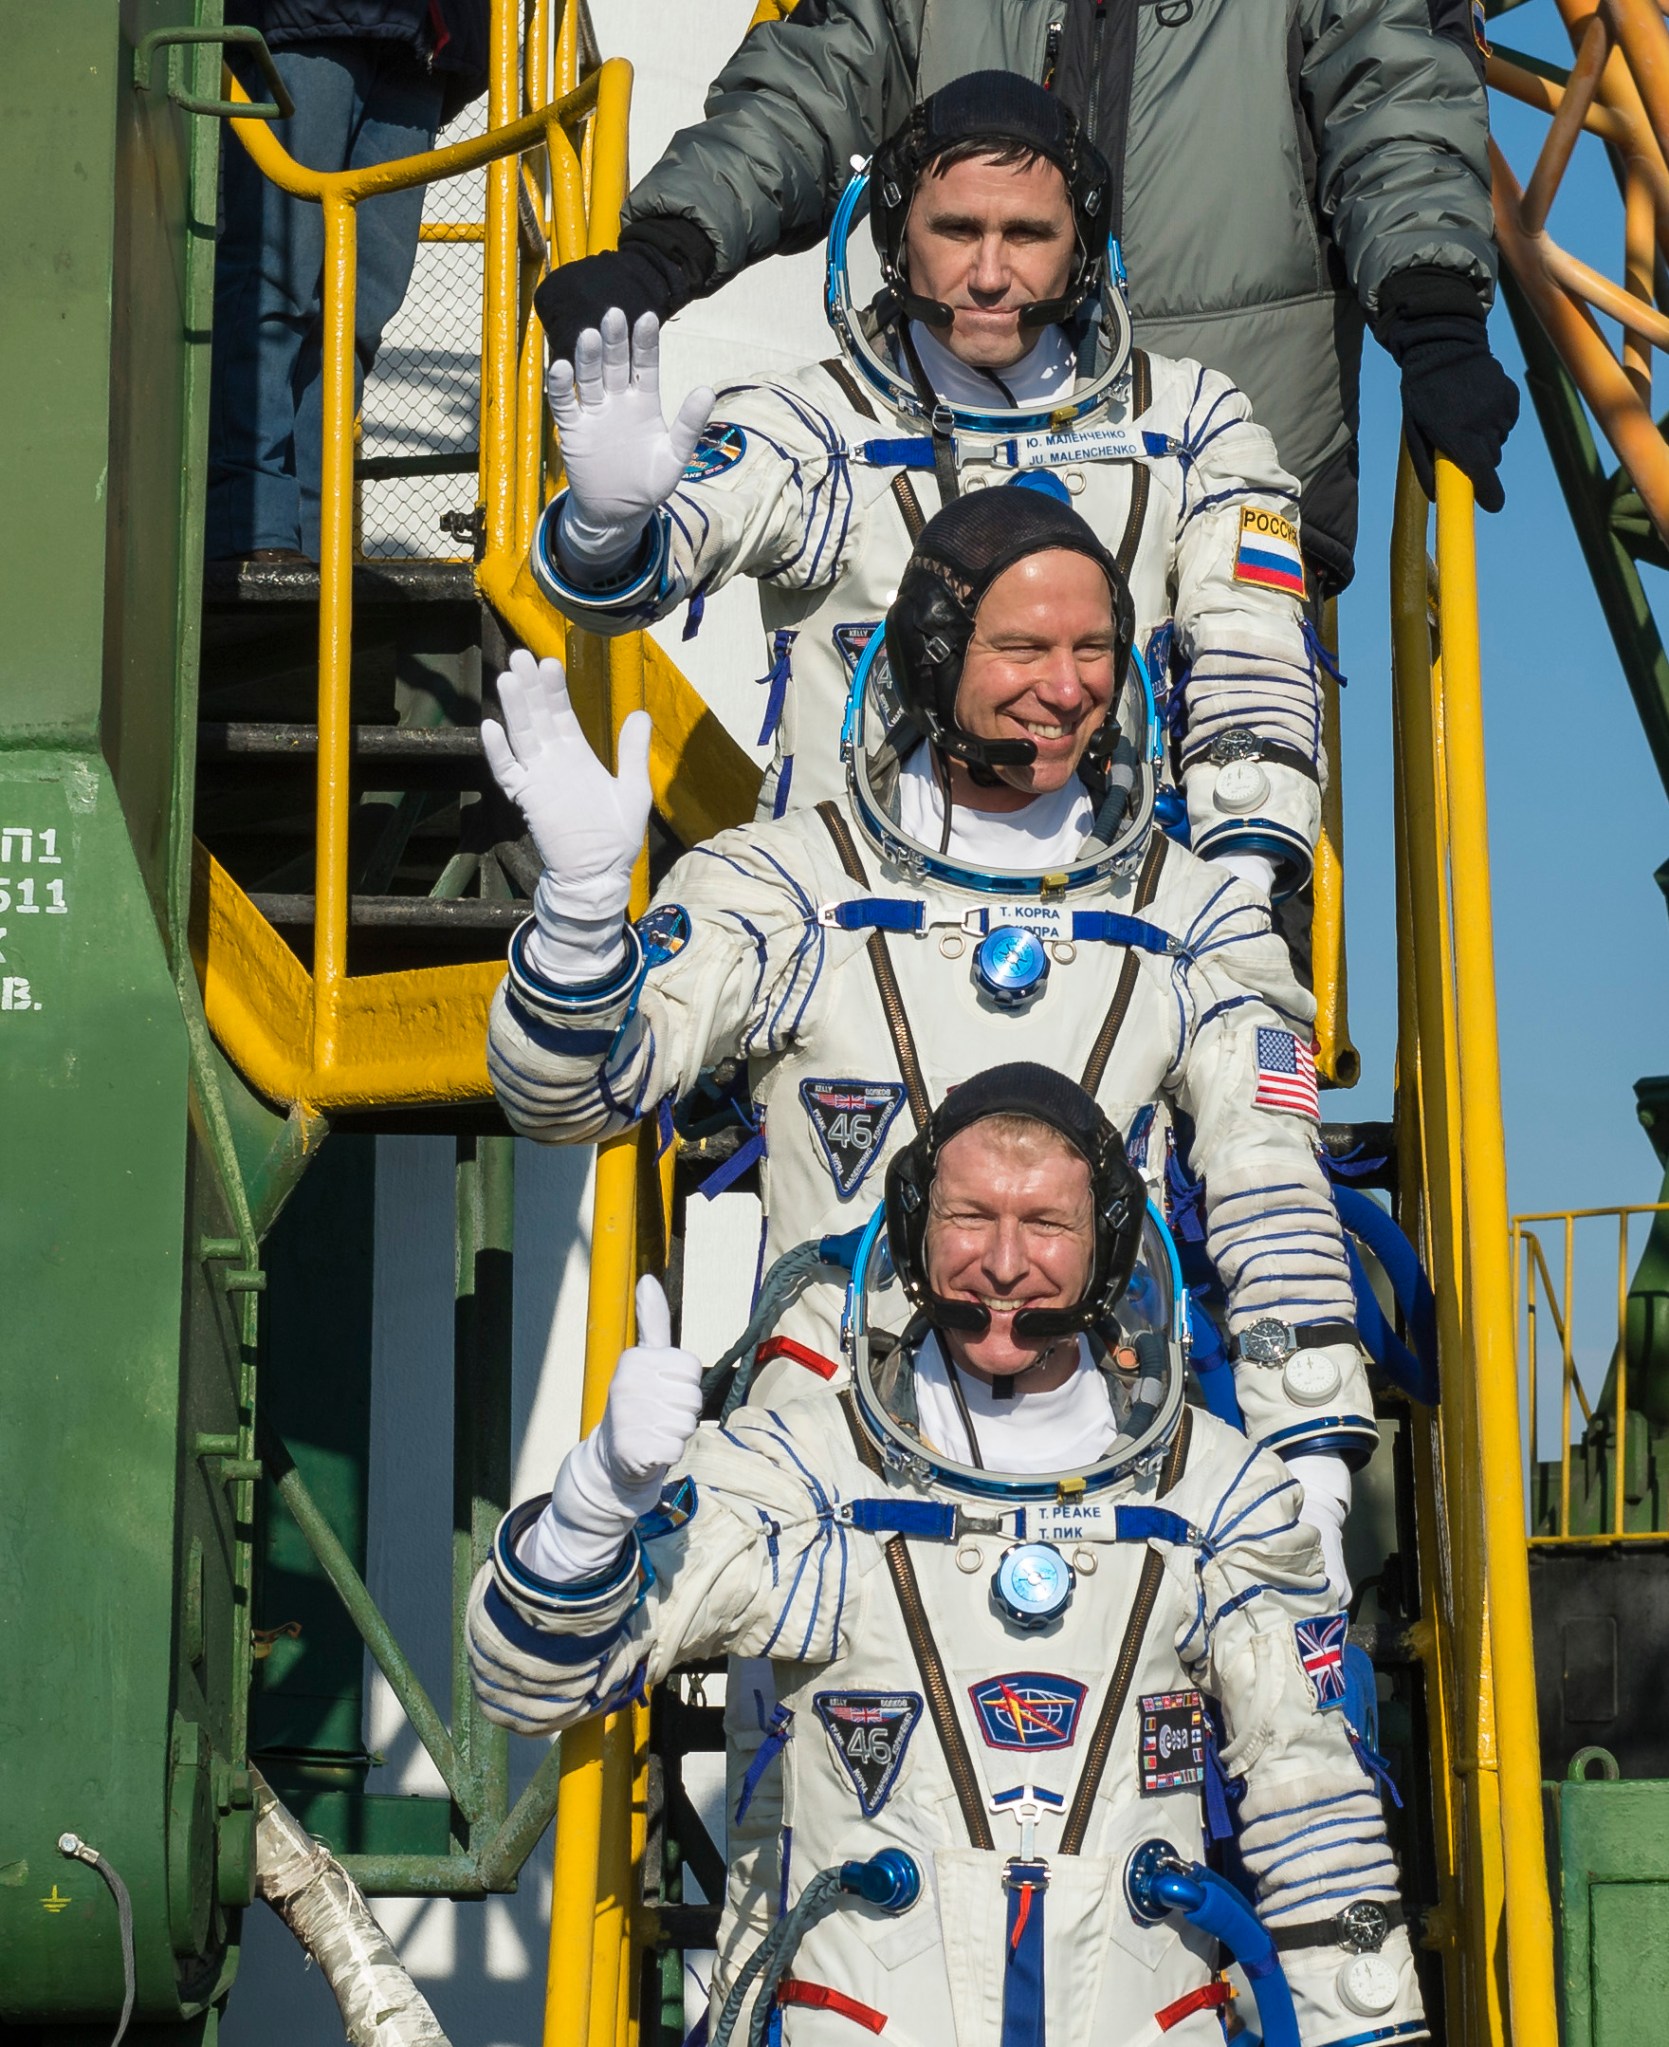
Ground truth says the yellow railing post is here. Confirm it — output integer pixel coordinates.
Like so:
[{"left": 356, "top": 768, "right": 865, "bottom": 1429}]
[
  {"left": 1432, "top": 456, "right": 1560, "bottom": 2047},
  {"left": 313, "top": 188, "right": 359, "bottom": 1073}
]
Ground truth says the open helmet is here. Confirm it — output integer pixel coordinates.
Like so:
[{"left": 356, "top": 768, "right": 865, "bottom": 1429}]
[
  {"left": 843, "top": 1066, "right": 1188, "bottom": 1497},
  {"left": 825, "top": 72, "right": 1133, "bottom": 433}
]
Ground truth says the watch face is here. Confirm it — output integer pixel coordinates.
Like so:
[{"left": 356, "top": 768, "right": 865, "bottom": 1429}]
[
  {"left": 1209, "top": 726, "right": 1260, "bottom": 766},
  {"left": 1337, "top": 1900, "right": 1392, "bottom": 1954},
  {"left": 1241, "top": 1317, "right": 1294, "bottom": 1366}
]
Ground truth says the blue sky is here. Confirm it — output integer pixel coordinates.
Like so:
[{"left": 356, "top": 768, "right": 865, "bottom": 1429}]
[{"left": 1333, "top": 5, "right": 1669, "bottom": 1245}]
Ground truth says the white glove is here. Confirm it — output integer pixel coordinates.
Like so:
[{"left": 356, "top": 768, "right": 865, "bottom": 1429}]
[
  {"left": 1288, "top": 1450, "right": 1353, "bottom": 1606},
  {"left": 1213, "top": 849, "right": 1277, "bottom": 897},
  {"left": 547, "top": 308, "right": 715, "bottom": 583},
  {"left": 521, "top": 1277, "right": 704, "bottom": 1583},
  {"left": 481, "top": 649, "right": 652, "bottom": 985}
]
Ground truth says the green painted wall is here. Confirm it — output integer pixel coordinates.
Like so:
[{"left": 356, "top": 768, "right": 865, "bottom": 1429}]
[{"left": 0, "top": 2, "right": 260, "bottom": 2027}]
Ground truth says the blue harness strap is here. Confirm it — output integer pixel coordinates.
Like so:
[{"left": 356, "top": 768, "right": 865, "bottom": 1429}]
[
  {"left": 823, "top": 898, "right": 925, "bottom": 934},
  {"left": 1070, "top": 911, "right": 1183, "bottom": 955},
  {"left": 755, "top": 628, "right": 796, "bottom": 744},
  {"left": 857, "top": 435, "right": 938, "bottom": 469},
  {"left": 1001, "top": 1862, "right": 1049, "bottom": 2047},
  {"left": 1113, "top": 1505, "right": 1195, "bottom": 1547},
  {"left": 734, "top": 1704, "right": 794, "bottom": 1825},
  {"left": 843, "top": 1499, "right": 958, "bottom": 1540}
]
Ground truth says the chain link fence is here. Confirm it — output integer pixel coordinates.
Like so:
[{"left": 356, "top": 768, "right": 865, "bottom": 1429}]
[{"left": 357, "top": 94, "right": 497, "bottom": 561}]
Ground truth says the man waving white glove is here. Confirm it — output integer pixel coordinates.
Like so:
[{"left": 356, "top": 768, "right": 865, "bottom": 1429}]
[
  {"left": 520, "top": 1277, "right": 705, "bottom": 1583},
  {"left": 481, "top": 648, "right": 652, "bottom": 984},
  {"left": 548, "top": 307, "right": 715, "bottom": 583}
]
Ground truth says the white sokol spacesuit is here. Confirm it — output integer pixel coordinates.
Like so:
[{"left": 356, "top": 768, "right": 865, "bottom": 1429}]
[
  {"left": 486, "top": 490, "right": 1372, "bottom": 1474},
  {"left": 529, "top": 79, "right": 1326, "bottom": 896},
  {"left": 469, "top": 1073, "right": 1425, "bottom": 2047}
]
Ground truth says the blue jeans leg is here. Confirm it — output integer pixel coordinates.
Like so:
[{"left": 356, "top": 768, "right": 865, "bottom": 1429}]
[{"left": 207, "top": 42, "right": 443, "bottom": 558}]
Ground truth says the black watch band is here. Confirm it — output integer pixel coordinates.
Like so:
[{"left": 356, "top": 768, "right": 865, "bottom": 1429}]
[
  {"left": 1185, "top": 730, "right": 1321, "bottom": 785},
  {"left": 1228, "top": 1317, "right": 1360, "bottom": 1365},
  {"left": 1271, "top": 1899, "right": 1404, "bottom": 1955}
]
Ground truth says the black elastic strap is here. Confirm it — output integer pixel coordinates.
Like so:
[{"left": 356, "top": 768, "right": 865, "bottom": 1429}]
[
  {"left": 1078, "top": 830, "right": 1168, "bottom": 1098},
  {"left": 815, "top": 800, "right": 933, "bottom": 1131},
  {"left": 822, "top": 355, "right": 929, "bottom": 541},
  {"left": 1271, "top": 1901, "right": 1406, "bottom": 1954},
  {"left": 838, "top": 1394, "right": 995, "bottom": 1849},
  {"left": 1228, "top": 1318, "right": 1359, "bottom": 1363},
  {"left": 1059, "top": 1406, "right": 1193, "bottom": 1854},
  {"left": 1181, "top": 736, "right": 1322, "bottom": 787},
  {"left": 1111, "top": 349, "right": 1152, "bottom": 580}
]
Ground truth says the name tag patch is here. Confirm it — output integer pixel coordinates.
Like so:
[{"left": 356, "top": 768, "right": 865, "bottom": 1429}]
[
  {"left": 970, "top": 1672, "right": 1087, "bottom": 1751},
  {"left": 814, "top": 1690, "right": 922, "bottom": 1816},
  {"left": 1139, "top": 1690, "right": 1206, "bottom": 1794},
  {"left": 832, "top": 621, "right": 881, "bottom": 678},
  {"left": 799, "top": 1079, "right": 907, "bottom": 1198},
  {"left": 1233, "top": 504, "right": 1306, "bottom": 597},
  {"left": 682, "top": 423, "right": 747, "bottom": 480}
]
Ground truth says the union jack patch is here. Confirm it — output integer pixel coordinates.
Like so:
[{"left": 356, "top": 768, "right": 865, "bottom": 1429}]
[
  {"left": 1295, "top": 1612, "right": 1349, "bottom": 1709},
  {"left": 1254, "top": 1028, "right": 1320, "bottom": 1120}
]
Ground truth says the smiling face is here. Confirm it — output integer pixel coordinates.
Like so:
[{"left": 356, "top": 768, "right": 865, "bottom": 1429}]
[
  {"left": 924, "top": 1117, "right": 1095, "bottom": 1385},
  {"left": 949, "top": 549, "right": 1118, "bottom": 808},
  {"left": 901, "top": 148, "right": 1076, "bottom": 370}
]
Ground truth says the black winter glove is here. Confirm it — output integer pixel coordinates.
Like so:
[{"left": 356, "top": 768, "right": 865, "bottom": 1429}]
[
  {"left": 533, "top": 217, "right": 717, "bottom": 365},
  {"left": 1374, "top": 267, "right": 1520, "bottom": 513}
]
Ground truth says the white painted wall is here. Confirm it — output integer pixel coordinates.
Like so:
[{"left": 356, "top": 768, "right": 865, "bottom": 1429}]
[{"left": 227, "top": 7, "right": 821, "bottom": 2038}]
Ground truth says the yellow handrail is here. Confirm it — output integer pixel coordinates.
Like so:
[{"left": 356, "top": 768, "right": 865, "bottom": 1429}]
[
  {"left": 1391, "top": 451, "right": 1558, "bottom": 2046},
  {"left": 195, "top": 35, "right": 629, "bottom": 1114},
  {"left": 1514, "top": 1202, "right": 1669, "bottom": 1542}
]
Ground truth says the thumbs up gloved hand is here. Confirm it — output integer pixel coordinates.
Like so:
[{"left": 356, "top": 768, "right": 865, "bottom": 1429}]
[
  {"left": 547, "top": 307, "right": 715, "bottom": 583},
  {"left": 521, "top": 1278, "right": 704, "bottom": 1584},
  {"left": 481, "top": 649, "right": 652, "bottom": 985}
]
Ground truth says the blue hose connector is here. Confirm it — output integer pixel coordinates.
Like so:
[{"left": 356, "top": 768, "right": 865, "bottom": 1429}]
[
  {"left": 1126, "top": 1839, "right": 1301, "bottom": 2047},
  {"left": 838, "top": 1849, "right": 922, "bottom": 1915}
]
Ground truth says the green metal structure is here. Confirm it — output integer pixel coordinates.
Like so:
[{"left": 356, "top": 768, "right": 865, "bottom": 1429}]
[{"left": 11, "top": 2, "right": 1669, "bottom": 2041}]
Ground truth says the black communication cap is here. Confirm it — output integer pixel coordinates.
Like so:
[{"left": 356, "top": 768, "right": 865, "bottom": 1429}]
[
  {"left": 884, "top": 488, "right": 1135, "bottom": 773},
  {"left": 885, "top": 1061, "right": 1145, "bottom": 1342},
  {"left": 869, "top": 72, "right": 1114, "bottom": 331}
]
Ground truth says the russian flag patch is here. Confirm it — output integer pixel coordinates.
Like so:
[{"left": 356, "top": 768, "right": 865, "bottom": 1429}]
[{"left": 1233, "top": 505, "right": 1306, "bottom": 597}]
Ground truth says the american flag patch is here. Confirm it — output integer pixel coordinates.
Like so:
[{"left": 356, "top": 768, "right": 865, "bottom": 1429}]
[
  {"left": 1295, "top": 1613, "right": 1349, "bottom": 1708},
  {"left": 1254, "top": 1028, "right": 1319, "bottom": 1119},
  {"left": 1233, "top": 505, "right": 1306, "bottom": 597}
]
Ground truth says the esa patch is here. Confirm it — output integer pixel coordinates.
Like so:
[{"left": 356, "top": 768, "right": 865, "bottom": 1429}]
[
  {"left": 635, "top": 903, "right": 691, "bottom": 968},
  {"left": 969, "top": 1672, "right": 1087, "bottom": 1751},
  {"left": 1139, "top": 1689, "right": 1207, "bottom": 1794},
  {"left": 681, "top": 423, "right": 747, "bottom": 481},
  {"left": 1233, "top": 505, "right": 1306, "bottom": 597},
  {"left": 799, "top": 1079, "right": 907, "bottom": 1198},
  {"left": 832, "top": 622, "right": 882, "bottom": 678},
  {"left": 814, "top": 1691, "right": 922, "bottom": 1816},
  {"left": 1295, "top": 1613, "right": 1350, "bottom": 1710}
]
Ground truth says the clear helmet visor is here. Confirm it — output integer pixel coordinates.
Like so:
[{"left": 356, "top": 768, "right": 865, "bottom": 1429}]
[
  {"left": 845, "top": 1198, "right": 1189, "bottom": 1500},
  {"left": 824, "top": 164, "right": 1134, "bottom": 436},
  {"left": 843, "top": 625, "right": 1159, "bottom": 893}
]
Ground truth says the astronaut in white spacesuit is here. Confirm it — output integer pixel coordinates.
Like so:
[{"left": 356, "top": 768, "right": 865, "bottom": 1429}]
[
  {"left": 531, "top": 70, "right": 1326, "bottom": 901},
  {"left": 484, "top": 486, "right": 1369, "bottom": 1581},
  {"left": 470, "top": 1065, "right": 1426, "bottom": 2047}
]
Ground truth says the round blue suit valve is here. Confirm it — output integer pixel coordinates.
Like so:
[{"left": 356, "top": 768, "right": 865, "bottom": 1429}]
[
  {"left": 838, "top": 1848, "right": 922, "bottom": 1915},
  {"left": 974, "top": 925, "right": 1050, "bottom": 1007},
  {"left": 992, "top": 1541, "right": 1076, "bottom": 1629}
]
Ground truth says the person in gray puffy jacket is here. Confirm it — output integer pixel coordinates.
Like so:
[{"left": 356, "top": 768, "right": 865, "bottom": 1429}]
[{"left": 537, "top": 0, "right": 1517, "bottom": 594}]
